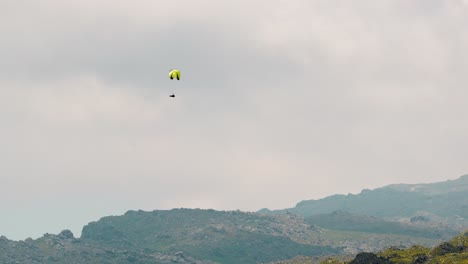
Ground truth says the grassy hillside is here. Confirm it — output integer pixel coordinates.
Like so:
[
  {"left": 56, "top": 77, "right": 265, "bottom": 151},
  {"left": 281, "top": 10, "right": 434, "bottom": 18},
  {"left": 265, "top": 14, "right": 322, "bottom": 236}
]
[
  {"left": 378, "top": 230, "right": 468, "bottom": 263},
  {"left": 271, "top": 230, "right": 468, "bottom": 264},
  {"left": 305, "top": 210, "right": 457, "bottom": 239}
]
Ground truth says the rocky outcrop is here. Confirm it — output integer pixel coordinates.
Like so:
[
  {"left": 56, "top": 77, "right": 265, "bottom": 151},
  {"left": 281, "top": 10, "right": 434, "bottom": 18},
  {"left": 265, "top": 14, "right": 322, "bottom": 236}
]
[{"left": 0, "top": 230, "right": 216, "bottom": 264}]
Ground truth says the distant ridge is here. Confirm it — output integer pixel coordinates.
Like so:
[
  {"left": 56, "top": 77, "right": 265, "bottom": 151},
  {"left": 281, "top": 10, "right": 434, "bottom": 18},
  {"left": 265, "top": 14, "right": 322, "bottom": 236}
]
[
  {"left": 385, "top": 174, "right": 468, "bottom": 195},
  {"left": 261, "top": 175, "right": 468, "bottom": 219}
]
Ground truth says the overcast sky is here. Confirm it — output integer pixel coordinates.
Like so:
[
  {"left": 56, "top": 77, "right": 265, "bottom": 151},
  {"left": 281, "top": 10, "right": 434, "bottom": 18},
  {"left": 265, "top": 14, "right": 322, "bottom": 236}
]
[{"left": 1, "top": 0, "right": 467, "bottom": 240}]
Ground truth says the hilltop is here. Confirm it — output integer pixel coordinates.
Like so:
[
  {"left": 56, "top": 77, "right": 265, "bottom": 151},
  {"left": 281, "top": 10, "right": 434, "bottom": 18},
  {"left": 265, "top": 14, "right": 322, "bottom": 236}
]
[{"left": 81, "top": 209, "right": 339, "bottom": 264}]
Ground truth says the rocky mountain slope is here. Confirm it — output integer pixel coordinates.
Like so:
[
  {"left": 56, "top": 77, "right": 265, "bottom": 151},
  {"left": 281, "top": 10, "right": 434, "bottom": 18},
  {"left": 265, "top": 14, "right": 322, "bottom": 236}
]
[
  {"left": 80, "top": 209, "right": 339, "bottom": 264},
  {"left": 260, "top": 175, "right": 468, "bottom": 241},
  {"left": 0, "top": 209, "right": 340, "bottom": 264},
  {"left": 0, "top": 230, "right": 215, "bottom": 264}
]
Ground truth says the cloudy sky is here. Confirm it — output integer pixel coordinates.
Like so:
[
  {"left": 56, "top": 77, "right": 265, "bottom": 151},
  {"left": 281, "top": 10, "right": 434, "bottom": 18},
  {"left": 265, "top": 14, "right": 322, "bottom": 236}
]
[{"left": 1, "top": 0, "right": 467, "bottom": 240}]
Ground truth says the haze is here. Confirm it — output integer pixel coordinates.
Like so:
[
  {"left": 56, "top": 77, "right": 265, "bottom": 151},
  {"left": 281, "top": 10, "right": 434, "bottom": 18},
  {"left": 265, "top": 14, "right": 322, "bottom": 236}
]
[{"left": 1, "top": 0, "right": 467, "bottom": 240}]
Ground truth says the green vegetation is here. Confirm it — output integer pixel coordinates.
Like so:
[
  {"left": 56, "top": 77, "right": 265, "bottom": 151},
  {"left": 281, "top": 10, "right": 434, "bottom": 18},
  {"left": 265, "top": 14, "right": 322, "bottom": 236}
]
[
  {"left": 379, "top": 231, "right": 468, "bottom": 263},
  {"left": 273, "top": 231, "right": 468, "bottom": 264},
  {"left": 380, "top": 246, "right": 430, "bottom": 264}
]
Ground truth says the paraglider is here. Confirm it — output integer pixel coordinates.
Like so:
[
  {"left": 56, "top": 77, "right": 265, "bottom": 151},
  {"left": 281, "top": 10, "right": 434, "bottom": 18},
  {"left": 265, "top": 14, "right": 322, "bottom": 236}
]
[
  {"left": 168, "top": 69, "right": 180, "bottom": 98},
  {"left": 169, "top": 69, "right": 181, "bottom": 80}
]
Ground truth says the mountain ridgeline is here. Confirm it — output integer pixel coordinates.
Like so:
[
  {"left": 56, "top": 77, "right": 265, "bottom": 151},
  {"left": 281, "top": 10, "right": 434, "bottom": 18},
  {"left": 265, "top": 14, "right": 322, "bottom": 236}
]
[
  {"left": 80, "top": 209, "right": 339, "bottom": 264},
  {"left": 261, "top": 175, "right": 468, "bottom": 219},
  {"left": 0, "top": 175, "right": 467, "bottom": 263},
  {"left": 0, "top": 210, "right": 339, "bottom": 264}
]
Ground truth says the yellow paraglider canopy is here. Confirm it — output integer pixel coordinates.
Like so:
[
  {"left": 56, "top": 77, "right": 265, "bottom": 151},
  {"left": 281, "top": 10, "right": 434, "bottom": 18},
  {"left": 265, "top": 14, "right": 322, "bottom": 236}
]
[{"left": 169, "top": 69, "right": 181, "bottom": 80}]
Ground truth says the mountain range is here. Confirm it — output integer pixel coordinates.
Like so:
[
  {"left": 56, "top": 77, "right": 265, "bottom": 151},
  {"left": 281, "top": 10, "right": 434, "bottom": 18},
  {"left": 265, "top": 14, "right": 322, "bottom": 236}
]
[{"left": 1, "top": 175, "right": 467, "bottom": 263}]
